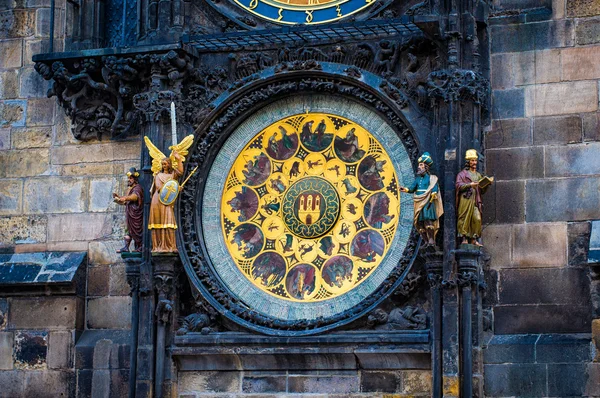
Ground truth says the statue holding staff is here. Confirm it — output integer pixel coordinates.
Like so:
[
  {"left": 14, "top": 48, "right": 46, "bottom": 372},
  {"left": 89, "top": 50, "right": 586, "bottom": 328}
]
[{"left": 113, "top": 167, "right": 144, "bottom": 252}]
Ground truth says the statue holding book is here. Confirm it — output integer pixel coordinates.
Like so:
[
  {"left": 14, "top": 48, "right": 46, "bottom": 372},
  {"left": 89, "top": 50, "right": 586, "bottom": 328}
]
[{"left": 455, "top": 149, "right": 493, "bottom": 246}]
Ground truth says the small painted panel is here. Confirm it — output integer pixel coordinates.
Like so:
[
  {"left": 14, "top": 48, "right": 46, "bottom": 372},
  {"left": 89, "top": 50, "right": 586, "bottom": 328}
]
[{"left": 220, "top": 112, "right": 401, "bottom": 302}]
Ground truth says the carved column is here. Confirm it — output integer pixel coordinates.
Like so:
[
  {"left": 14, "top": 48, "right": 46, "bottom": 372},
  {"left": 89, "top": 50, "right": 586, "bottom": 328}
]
[
  {"left": 124, "top": 254, "right": 143, "bottom": 398},
  {"left": 423, "top": 248, "right": 444, "bottom": 398},
  {"left": 153, "top": 254, "right": 176, "bottom": 398}
]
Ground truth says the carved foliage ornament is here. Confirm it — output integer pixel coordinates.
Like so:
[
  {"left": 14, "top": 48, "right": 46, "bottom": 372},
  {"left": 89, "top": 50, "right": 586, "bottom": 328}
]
[{"left": 427, "top": 68, "right": 490, "bottom": 106}]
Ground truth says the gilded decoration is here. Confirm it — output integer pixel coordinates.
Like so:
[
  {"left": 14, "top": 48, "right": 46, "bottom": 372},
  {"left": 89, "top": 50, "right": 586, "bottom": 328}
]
[{"left": 221, "top": 113, "right": 401, "bottom": 302}]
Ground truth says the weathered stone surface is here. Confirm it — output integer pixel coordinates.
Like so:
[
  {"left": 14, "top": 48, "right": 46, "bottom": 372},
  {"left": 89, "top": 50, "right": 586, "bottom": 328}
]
[
  {"left": 483, "top": 334, "right": 537, "bottom": 364},
  {"left": 360, "top": 371, "right": 401, "bottom": 393},
  {"left": 88, "top": 241, "right": 123, "bottom": 265},
  {"left": 567, "top": 0, "right": 600, "bottom": 17},
  {"left": 533, "top": 115, "right": 582, "bottom": 145},
  {"left": 0, "top": 179, "right": 22, "bottom": 215},
  {"left": 0, "top": 99, "right": 26, "bottom": 127},
  {"left": 0, "top": 148, "right": 49, "bottom": 177},
  {"left": 26, "top": 98, "right": 55, "bottom": 126},
  {"left": 24, "top": 370, "right": 75, "bottom": 397},
  {"left": 0, "top": 38, "right": 22, "bottom": 68},
  {"left": 51, "top": 141, "right": 140, "bottom": 165},
  {"left": 576, "top": 17, "right": 600, "bottom": 45},
  {"left": 525, "top": 81, "right": 598, "bottom": 116},
  {"left": 486, "top": 147, "right": 543, "bottom": 180},
  {"left": 562, "top": 46, "right": 600, "bottom": 81},
  {"left": 593, "top": 319, "right": 600, "bottom": 362},
  {"left": 0, "top": 9, "right": 35, "bottom": 39},
  {"left": 19, "top": 66, "right": 49, "bottom": 98},
  {"left": 61, "top": 162, "right": 124, "bottom": 176},
  {"left": 499, "top": 268, "right": 590, "bottom": 305},
  {"left": 0, "top": 127, "right": 9, "bottom": 149},
  {"left": 526, "top": 177, "right": 600, "bottom": 222},
  {"left": 482, "top": 180, "right": 525, "bottom": 225},
  {"left": 402, "top": 370, "right": 431, "bottom": 394},
  {"left": 0, "top": 70, "right": 18, "bottom": 99},
  {"left": 513, "top": 49, "right": 561, "bottom": 86},
  {"left": 494, "top": 305, "right": 591, "bottom": 334},
  {"left": 547, "top": 363, "right": 587, "bottom": 396},
  {"left": 492, "top": 88, "right": 525, "bottom": 119},
  {"left": 47, "top": 213, "right": 119, "bottom": 242},
  {"left": 512, "top": 223, "right": 567, "bottom": 266},
  {"left": 87, "top": 265, "right": 110, "bottom": 297},
  {"left": 491, "top": 20, "right": 573, "bottom": 53},
  {"left": 9, "top": 297, "right": 82, "bottom": 330},
  {"left": 536, "top": 334, "right": 592, "bottom": 363},
  {"left": 109, "top": 264, "right": 128, "bottom": 296},
  {"left": 47, "top": 331, "right": 73, "bottom": 370},
  {"left": 13, "top": 330, "right": 47, "bottom": 370},
  {"left": 491, "top": 54, "right": 513, "bottom": 90},
  {"left": 485, "top": 118, "right": 531, "bottom": 149},
  {"left": 484, "top": 364, "right": 547, "bottom": 396},
  {"left": 23, "top": 177, "right": 86, "bottom": 214},
  {"left": 494, "top": 0, "right": 551, "bottom": 10},
  {"left": 481, "top": 224, "right": 511, "bottom": 269},
  {"left": 553, "top": 0, "right": 566, "bottom": 19},
  {"left": 242, "top": 375, "right": 286, "bottom": 393},
  {"left": 546, "top": 142, "right": 600, "bottom": 177},
  {"left": 0, "top": 331, "right": 13, "bottom": 369},
  {"left": 87, "top": 297, "right": 131, "bottom": 329},
  {"left": 585, "top": 363, "right": 600, "bottom": 396},
  {"left": 11, "top": 126, "right": 51, "bottom": 149},
  {"left": 0, "top": 215, "right": 47, "bottom": 245},
  {"left": 179, "top": 371, "right": 241, "bottom": 393},
  {"left": 288, "top": 375, "right": 360, "bottom": 394},
  {"left": 568, "top": 221, "right": 591, "bottom": 265},
  {"left": 89, "top": 178, "right": 119, "bottom": 212},
  {"left": 583, "top": 112, "right": 600, "bottom": 141},
  {"left": 0, "top": 370, "right": 24, "bottom": 396}
]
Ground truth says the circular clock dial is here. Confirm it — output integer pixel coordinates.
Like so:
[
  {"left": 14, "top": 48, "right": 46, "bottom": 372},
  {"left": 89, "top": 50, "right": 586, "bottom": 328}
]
[{"left": 221, "top": 113, "right": 401, "bottom": 302}]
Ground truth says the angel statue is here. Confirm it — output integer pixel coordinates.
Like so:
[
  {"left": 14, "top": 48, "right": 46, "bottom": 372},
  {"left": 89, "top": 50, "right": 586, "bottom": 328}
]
[{"left": 144, "top": 134, "right": 194, "bottom": 252}]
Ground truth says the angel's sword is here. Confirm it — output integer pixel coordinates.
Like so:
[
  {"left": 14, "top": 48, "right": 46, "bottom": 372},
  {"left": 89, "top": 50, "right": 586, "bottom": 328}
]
[{"left": 170, "top": 101, "right": 177, "bottom": 146}]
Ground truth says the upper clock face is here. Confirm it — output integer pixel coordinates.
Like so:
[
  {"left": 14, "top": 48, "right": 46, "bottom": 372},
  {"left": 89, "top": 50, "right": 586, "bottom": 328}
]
[{"left": 233, "top": 0, "right": 377, "bottom": 25}]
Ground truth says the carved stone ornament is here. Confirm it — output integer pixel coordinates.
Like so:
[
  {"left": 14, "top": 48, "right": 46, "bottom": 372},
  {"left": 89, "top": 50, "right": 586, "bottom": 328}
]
[
  {"left": 427, "top": 68, "right": 489, "bottom": 106},
  {"left": 367, "top": 306, "right": 427, "bottom": 330},
  {"left": 178, "top": 68, "right": 423, "bottom": 335}
]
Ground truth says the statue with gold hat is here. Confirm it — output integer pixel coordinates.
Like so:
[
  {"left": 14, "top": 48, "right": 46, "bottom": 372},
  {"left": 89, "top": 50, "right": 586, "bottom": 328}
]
[
  {"left": 455, "top": 149, "right": 494, "bottom": 246},
  {"left": 400, "top": 152, "right": 444, "bottom": 247}
]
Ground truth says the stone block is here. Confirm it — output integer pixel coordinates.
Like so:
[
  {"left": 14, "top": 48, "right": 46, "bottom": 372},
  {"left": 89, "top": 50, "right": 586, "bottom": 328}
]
[
  {"left": 0, "top": 39, "right": 22, "bottom": 69},
  {"left": 482, "top": 180, "right": 525, "bottom": 224},
  {"left": 533, "top": 115, "right": 582, "bottom": 145},
  {"left": 494, "top": 305, "right": 591, "bottom": 334},
  {"left": 491, "top": 88, "right": 525, "bottom": 119},
  {"left": 567, "top": 0, "right": 600, "bottom": 16},
  {"left": 576, "top": 17, "right": 600, "bottom": 45},
  {"left": 47, "top": 213, "right": 118, "bottom": 242},
  {"left": 547, "top": 363, "right": 587, "bottom": 396},
  {"left": 593, "top": 319, "right": 600, "bottom": 362},
  {"left": 481, "top": 224, "right": 511, "bottom": 269},
  {"left": 87, "top": 265, "right": 110, "bottom": 296},
  {"left": 47, "top": 331, "right": 73, "bottom": 369},
  {"left": 536, "top": 334, "right": 592, "bottom": 363},
  {"left": 288, "top": 375, "right": 360, "bottom": 394},
  {"left": 360, "top": 370, "right": 401, "bottom": 393},
  {"left": 23, "top": 177, "right": 86, "bottom": 214},
  {"left": 242, "top": 375, "right": 286, "bottom": 393},
  {"left": 0, "top": 127, "right": 8, "bottom": 149},
  {"left": 13, "top": 330, "right": 47, "bottom": 370},
  {"left": 583, "top": 112, "right": 600, "bottom": 141},
  {"left": 553, "top": 0, "right": 566, "bottom": 19},
  {"left": 485, "top": 147, "right": 543, "bottom": 180},
  {"left": 547, "top": 142, "right": 600, "bottom": 178},
  {"left": 61, "top": 162, "right": 124, "bottom": 177},
  {"left": 513, "top": 49, "right": 561, "bottom": 86},
  {"left": 109, "top": 264, "right": 128, "bottom": 296},
  {"left": 0, "top": 331, "right": 13, "bottom": 369},
  {"left": 0, "top": 215, "right": 47, "bottom": 244},
  {"left": 401, "top": 370, "right": 431, "bottom": 394},
  {"left": 512, "top": 223, "right": 567, "bottom": 266},
  {"left": 88, "top": 241, "right": 123, "bottom": 265},
  {"left": 26, "top": 98, "right": 55, "bottom": 126},
  {"left": 485, "top": 118, "right": 531, "bottom": 149},
  {"left": 0, "top": 9, "right": 35, "bottom": 39},
  {"left": 8, "top": 297, "right": 81, "bottom": 330},
  {"left": 526, "top": 177, "right": 600, "bottom": 222},
  {"left": 586, "top": 363, "right": 600, "bottom": 396},
  {"left": 484, "top": 364, "right": 547, "bottom": 397},
  {"left": 0, "top": 298, "right": 6, "bottom": 329},
  {"left": 0, "top": 70, "right": 18, "bottom": 98},
  {"left": 483, "top": 334, "right": 537, "bottom": 364},
  {"left": 491, "top": 20, "right": 573, "bottom": 53},
  {"left": 491, "top": 53, "right": 513, "bottom": 90},
  {"left": 178, "top": 371, "right": 241, "bottom": 393},
  {"left": 109, "top": 369, "right": 129, "bottom": 398},
  {"left": 11, "top": 126, "right": 51, "bottom": 149},
  {"left": 24, "top": 370, "right": 75, "bottom": 398},
  {"left": 483, "top": 269, "right": 498, "bottom": 307},
  {"left": 23, "top": 38, "right": 51, "bottom": 67},
  {"left": 562, "top": 46, "right": 600, "bottom": 81},
  {"left": 0, "top": 370, "right": 24, "bottom": 397},
  {"left": 568, "top": 221, "right": 591, "bottom": 265},
  {"left": 87, "top": 297, "right": 131, "bottom": 329},
  {"left": 525, "top": 81, "right": 598, "bottom": 117},
  {"left": 494, "top": 0, "right": 551, "bottom": 10},
  {"left": 19, "top": 66, "right": 49, "bottom": 98},
  {"left": 89, "top": 178, "right": 119, "bottom": 212},
  {"left": 0, "top": 148, "right": 49, "bottom": 178},
  {"left": 0, "top": 179, "right": 22, "bottom": 215},
  {"left": 0, "top": 99, "right": 26, "bottom": 127},
  {"left": 498, "top": 268, "right": 590, "bottom": 305},
  {"left": 51, "top": 141, "right": 140, "bottom": 165}
]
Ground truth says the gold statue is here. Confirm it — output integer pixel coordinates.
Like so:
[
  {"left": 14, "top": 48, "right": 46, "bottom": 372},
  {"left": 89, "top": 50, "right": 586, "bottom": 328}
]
[{"left": 145, "top": 134, "right": 194, "bottom": 252}]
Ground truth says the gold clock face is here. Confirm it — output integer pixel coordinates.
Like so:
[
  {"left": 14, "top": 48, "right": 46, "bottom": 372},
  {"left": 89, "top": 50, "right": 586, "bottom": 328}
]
[{"left": 221, "top": 113, "right": 401, "bottom": 302}]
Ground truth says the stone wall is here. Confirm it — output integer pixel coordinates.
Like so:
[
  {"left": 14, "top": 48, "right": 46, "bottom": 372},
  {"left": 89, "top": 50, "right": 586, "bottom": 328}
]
[
  {"left": 484, "top": 0, "right": 600, "bottom": 395},
  {"left": 0, "top": 0, "right": 137, "bottom": 395}
]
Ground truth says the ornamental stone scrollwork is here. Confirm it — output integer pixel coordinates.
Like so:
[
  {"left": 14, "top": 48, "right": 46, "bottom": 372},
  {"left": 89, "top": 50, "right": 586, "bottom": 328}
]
[
  {"left": 427, "top": 68, "right": 489, "bottom": 106},
  {"left": 367, "top": 306, "right": 427, "bottom": 330}
]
